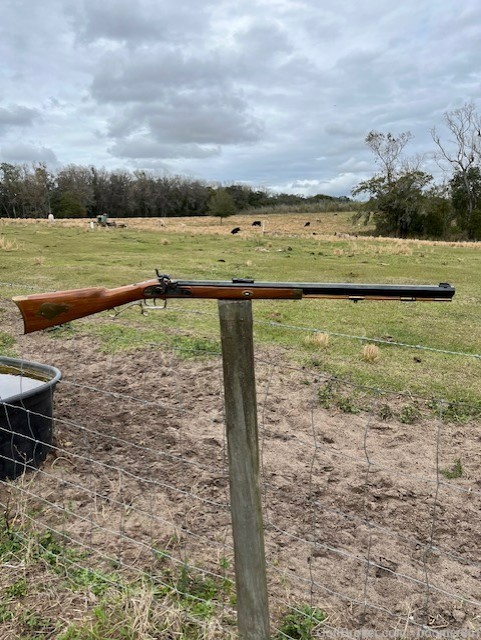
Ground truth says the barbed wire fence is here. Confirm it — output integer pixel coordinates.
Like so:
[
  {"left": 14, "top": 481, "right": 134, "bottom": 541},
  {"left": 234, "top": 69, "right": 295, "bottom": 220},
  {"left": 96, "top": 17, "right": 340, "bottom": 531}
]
[{"left": 1, "top": 285, "right": 480, "bottom": 638}]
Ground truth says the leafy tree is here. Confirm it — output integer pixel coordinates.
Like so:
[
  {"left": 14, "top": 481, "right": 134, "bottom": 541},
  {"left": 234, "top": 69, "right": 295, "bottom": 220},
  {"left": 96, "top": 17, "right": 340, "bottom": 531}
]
[
  {"left": 56, "top": 165, "right": 94, "bottom": 214},
  {"left": 353, "top": 130, "right": 437, "bottom": 237},
  {"left": 107, "top": 170, "right": 132, "bottom": 217},
  {"left": 52, "top": 191, "right": 86, "bottom": 218},
  {"left": 353, "top": 170, "right": 433, "bottom": 237},
  {"left": 0, "top": 163, "right": 23, "bottom": 217},
  {"left": 208, "top": 188, "right": 237, "bottom": 223},
  {"left": 90, "top": 167, "right": 110, "bottom": 217},
  {"left": 224, "top": 184, "right": 271, "bottom": 210},
  {"left": 176, "top": 177, "right": 211, "bottom": 216},
  {"left": 131, "top": 170, "right": 157, "bottom": 217},
  {"left": 450, "top": 166, "right": 481, "bottom": 239},
  {"left": 423, "top": 183, "right": 454, "bottom": 239}
]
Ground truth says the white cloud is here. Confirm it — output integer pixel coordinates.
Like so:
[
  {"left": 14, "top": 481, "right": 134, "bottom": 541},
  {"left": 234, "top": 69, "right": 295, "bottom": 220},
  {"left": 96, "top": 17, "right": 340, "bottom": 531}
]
[{"left": 272, "top": 173, "right": 363, "bottom": 197}]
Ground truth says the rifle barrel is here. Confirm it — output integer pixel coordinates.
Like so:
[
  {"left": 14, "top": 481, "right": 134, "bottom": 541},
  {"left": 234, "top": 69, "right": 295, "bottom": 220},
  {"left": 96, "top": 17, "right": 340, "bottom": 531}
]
[{"left": 166, "top": 280, "right": 455, "bottom": 301}]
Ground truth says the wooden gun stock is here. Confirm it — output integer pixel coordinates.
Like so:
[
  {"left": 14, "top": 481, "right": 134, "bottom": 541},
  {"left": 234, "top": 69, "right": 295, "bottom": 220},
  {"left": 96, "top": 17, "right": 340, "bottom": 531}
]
[
  {"left": 12, "top": 282, "right": 156, "bottom": 334},
  {"left": 12, "top": 276, "right": 455, "bottom": 334}
]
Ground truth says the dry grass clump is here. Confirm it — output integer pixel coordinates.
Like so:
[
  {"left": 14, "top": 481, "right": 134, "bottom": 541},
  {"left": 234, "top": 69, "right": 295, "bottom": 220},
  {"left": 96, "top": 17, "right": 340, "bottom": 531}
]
[
  {"left": 33, "top": 255, "right": 45, "bottom": 265},
  {"left": 333, "top": 241, "right": 414, "bottom": 257},
  {"left": 304, "top": 332, "right": 330, "bottom": 349},
  {"left": 373, "top": 243, "right": 413, "bottom": 256},
  {"left": 362, "top": 344, "right": 380, "bottom": 363},
  {"left": 0, "top": 235, "right": 18, "bottom": 251},
  {"left": 56, "top": 581, "right": 238, "bottom": 639}
]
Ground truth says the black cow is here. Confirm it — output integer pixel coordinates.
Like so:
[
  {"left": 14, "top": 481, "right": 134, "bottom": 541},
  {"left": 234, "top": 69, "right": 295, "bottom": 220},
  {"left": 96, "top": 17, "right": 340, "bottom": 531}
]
[
  {"left": 304, "top": 221, "right": 311, "bottom": 227},
  {"left": 231, "top": 227, "right": 241, "bottom": 234},
  {"left": 252, "top": 220, "right": 261, "bottom": 226}
]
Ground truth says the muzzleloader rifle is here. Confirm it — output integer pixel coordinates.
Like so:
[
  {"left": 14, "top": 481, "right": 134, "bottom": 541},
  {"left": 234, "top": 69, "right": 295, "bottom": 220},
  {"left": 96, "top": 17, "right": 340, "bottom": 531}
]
[{"left": 12, "top": 271, "right": 455, "bottom": 334}]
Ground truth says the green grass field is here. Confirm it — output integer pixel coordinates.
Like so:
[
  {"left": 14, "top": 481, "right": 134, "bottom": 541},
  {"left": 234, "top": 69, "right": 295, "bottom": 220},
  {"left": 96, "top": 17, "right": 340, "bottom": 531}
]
[{"left": 1, "top": 214, "right": 480, "bottom": 404}]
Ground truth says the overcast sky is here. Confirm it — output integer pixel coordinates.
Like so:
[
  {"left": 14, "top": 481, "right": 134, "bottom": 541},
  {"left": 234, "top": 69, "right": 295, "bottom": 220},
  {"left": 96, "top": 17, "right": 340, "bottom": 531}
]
[{"left": 1, "top": 0, "right": 480, "bottom": 196}]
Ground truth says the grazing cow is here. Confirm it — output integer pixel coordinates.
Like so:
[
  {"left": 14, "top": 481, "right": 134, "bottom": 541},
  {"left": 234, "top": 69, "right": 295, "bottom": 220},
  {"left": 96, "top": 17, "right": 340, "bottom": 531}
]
[
  {"left": 304, "top": 221, "right": 311, "bottom": 227},
  {"left": 231, "top": 227, "right": 241, "bottom": 234},
  {"left": 252, "top": 220, "right": 261, "bottom": 226}
]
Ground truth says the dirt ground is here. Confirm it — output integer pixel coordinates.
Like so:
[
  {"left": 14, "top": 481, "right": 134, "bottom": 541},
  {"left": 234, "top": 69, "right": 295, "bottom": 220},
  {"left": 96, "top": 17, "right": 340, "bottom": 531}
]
[{"left": 1, "top": 298, "right": 481, "bottom": 635}]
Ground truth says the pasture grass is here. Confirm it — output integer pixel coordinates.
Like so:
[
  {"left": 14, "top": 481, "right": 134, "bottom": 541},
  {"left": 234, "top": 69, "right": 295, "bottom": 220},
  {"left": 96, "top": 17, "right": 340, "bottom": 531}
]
[{"left": 1, "top": 214, "right": 480, "bottom": 404}]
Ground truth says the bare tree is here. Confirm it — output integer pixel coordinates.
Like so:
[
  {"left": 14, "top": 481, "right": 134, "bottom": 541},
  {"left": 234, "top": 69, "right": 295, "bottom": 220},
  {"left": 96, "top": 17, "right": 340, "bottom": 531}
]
[
  {"left": 365, "top": 130, "right": 413, "bottom": 183},
  {"left": 432, "top": 103, "right": 481, "bottom": 171},
  {"left": 21, "top": 163, "right": 54, "bottom": 217},
  {"left": 431, "top": 103, "right": 481, "bottom": 238}
]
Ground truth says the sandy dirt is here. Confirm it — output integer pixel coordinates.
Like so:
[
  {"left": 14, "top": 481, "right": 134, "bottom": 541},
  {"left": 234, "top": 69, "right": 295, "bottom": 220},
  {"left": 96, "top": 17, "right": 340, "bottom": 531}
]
[{"left": 1, "top": 298, "right": 480, "bottom": 636}]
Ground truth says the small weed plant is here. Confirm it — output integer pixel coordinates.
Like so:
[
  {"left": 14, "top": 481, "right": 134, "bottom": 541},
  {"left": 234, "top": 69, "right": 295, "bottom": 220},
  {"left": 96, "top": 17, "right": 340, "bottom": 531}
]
[
  {"left": 399, "top": 403, "right": 422, "bottom": 424},
  {"left": 317, "top": 379, "right": 360, "bottom": 414},
  {"left": 304, "top": 332, "right": 329, "bottom": 349},
  {"left": 274, "top": 604, "right": 327, "bottom": 639},
  {"left": 440, "top": 458, "right": 463, "bottom": 480}
]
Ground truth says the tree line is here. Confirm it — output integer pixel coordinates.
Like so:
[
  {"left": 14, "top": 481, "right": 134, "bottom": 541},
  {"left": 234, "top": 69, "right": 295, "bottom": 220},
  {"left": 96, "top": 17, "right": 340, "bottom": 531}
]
[
  {"left": 353, "top": 103, "right": 481, "bottom": 240},
  {"left": 0, "top": 163, "right": 351, "bottom": 222}
]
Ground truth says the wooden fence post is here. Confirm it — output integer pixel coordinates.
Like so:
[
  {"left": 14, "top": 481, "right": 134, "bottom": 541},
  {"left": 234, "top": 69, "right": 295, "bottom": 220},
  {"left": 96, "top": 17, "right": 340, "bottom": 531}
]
[{"left": 218, "top": 299, "right": 270, "bottom": 640}]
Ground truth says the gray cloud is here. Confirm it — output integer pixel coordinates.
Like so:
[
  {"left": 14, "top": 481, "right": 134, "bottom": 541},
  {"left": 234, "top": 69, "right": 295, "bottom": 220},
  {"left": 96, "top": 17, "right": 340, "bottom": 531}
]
[
  {"left": 0, "top": 105, "right": 40, "bottom": 131},
  {"left": 0, "top": 143, "right": 58, "bottom": 165},
  {"left": 109, "top": 138, "right": 221, "bottom": 160},
  {"left": 90, "top": 48, "right": 228, "bottom": 103},
  {"left": 106, "top": 92, "right": 263, "bottom": 145},
  {"left": 67, "top": 0, "right": 214, "bottom": 46}
]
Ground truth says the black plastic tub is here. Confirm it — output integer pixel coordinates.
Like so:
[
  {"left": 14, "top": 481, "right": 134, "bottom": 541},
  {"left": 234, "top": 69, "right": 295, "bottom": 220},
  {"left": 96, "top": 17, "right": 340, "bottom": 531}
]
[{"left": 0, "top": 357, "right": 61, "bottom": 480}]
